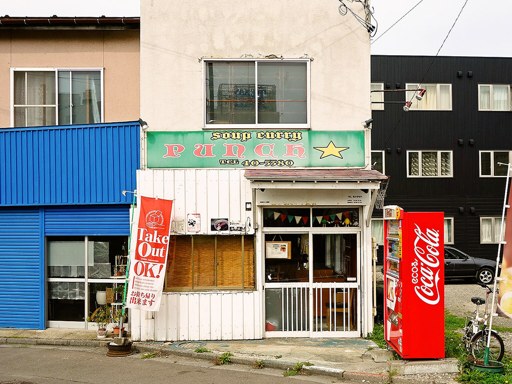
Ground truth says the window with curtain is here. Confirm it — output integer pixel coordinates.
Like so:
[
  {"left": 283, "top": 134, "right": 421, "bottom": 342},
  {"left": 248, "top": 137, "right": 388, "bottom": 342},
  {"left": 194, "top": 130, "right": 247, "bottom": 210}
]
[
  {"left": 205, "top": 60, "right": 308, "bottom": 127},
  {"left": 371, "top": 83, "right": 384, "bottom": 110},
  {"left": 371, "top": 218, "right": 384, "bottom": 245},
  {"left": 165, "top": 235, "right": 255, "bottom": 290},
  {"left": 478, "top": 84, "right": 511, "bottom": 111},
  {"left": 480, "top": 151, "right": 510, "bottom": 177},
  {"left": 13, "top": 69, "right": 103, "bottom": 127},
  {"left": 407, "top": 150, "right": 452, "bottom": 177},
  {"left": 444, "top": 217, "right": 454, "bottom": 244},
  {"left": 480, "top": 217, "right": 504, "bottom": 244},
  {"left": 371, "top": 150, "right": 385, "bottom": 174},
  {"left": 405, "top": 83, "right": 452, "bottom": 110}
]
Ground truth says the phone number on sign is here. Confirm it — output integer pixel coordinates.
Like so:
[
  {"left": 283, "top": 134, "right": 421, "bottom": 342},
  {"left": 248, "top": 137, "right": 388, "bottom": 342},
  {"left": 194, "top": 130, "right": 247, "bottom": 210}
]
[{"left": 218, "top": 159, "right": 295, "bottom": 167}]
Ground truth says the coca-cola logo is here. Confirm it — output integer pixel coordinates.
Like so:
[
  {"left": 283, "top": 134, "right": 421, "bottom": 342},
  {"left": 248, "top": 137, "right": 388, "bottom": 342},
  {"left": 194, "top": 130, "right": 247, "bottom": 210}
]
[{"left": 411, "top": 224, "right": 441, "bottom": 305}]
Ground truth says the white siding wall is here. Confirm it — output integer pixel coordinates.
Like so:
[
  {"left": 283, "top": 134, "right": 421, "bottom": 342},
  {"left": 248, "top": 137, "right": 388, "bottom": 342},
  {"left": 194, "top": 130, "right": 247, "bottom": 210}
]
[
  {"left": 131, "top": 169, "right": 261, "bottom": 341},
  {"left": 138, "top": 169, "right": 254, "bottom": 235},
  {"left": 130, "top": 291, "right": 262, "bottom": 341}
]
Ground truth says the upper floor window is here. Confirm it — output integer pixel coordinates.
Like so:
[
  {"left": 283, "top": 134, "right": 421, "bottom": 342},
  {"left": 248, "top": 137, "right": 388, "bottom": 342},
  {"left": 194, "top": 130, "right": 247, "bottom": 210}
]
[
  {"left": 204, "top": 60, "right": 309, "bottom": 128},
  {"left": 371, "top": 150, "right": 385, "bottom": 174},
  {"left": 405, "top": 83, "right": 452, "bottom": 111},
  {"left": 371, "top": 83, "right": 384, "bottom": 110},
  {"left": 407, "top": 150, "right": 453, "bottom": 177},
  {"left": 480, "top": 151, "right": 511, "bottom": 177},
  {"left": 479, "top": 84, "right": 511, "bottom": 111},
  {"left": 12, "top": 69, "right": 103, "bottom": 127},
  {"left": 480, "top": 217, "right": 504, "bottom": 244}
]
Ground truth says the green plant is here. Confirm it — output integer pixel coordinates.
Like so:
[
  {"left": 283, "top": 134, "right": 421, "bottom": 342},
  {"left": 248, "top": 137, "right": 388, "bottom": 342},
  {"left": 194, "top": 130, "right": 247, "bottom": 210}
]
[
  {"left": 283, "top": 361, "right": 313, "bottom": 376},
  {"left": 366, "top": 323, "right": 386, "bottom": 349},
  {"left": 141, "top": 352, "right": 159, "bottom": 359},
  {"left": 87, "top": 305, "right": 111, "bottom": 329},
  {"left": 385, "top": 366, "right": 399, "bottom": 384},
  {"left": 194, "top": 347, "right": 211, "bottom": 353},
  {"left": 253, "top": 360, "right": 265, "bottom": 369},
  {"left": 445, "top": 310, "right": 512, "bottom": 383},
  {"left": 214, "top": 352, "right": 233, "bottom": 365}
]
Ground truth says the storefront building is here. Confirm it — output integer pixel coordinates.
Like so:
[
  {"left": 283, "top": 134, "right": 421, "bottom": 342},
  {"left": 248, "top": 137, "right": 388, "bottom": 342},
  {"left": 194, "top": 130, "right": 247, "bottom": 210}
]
[
  {"left": 133, "top": 0, "right": 383, "bottom": 341},
  {"left": 0, "top": 122, "right": 139, "bottom": 329}
]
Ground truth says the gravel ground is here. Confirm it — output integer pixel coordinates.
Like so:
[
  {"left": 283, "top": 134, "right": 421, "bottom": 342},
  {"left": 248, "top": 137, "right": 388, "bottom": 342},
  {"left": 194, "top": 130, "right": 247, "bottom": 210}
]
[{"left": 445, "top": 281, "right": 512, "bottom": 351}]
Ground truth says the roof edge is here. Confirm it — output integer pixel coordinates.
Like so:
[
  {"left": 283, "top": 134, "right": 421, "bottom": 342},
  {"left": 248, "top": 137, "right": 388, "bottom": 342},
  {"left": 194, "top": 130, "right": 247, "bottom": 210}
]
[{"left": 0, "top": 16, "right": 140, "bottom": 30}]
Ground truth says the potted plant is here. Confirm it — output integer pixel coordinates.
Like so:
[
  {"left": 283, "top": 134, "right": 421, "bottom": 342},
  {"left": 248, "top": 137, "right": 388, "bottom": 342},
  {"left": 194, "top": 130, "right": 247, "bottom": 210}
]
[
  {"left": 111, "top": 308, "right": 127, "bottom": 337},
  {"left": 88, "top": 305, "right": 111, "bottom": 339}
]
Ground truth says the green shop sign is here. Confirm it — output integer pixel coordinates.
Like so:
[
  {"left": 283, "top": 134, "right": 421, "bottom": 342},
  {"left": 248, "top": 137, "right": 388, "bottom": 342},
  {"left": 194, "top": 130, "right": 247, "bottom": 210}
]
[{"left": 146, "top": 130, "right": 365, "bottom": 168}]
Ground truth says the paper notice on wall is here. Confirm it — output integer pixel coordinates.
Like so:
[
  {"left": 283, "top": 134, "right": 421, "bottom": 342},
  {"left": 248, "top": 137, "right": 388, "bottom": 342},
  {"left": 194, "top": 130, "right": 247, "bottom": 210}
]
[{"left": 126, "top": 196, "right": 173, "bottom": 312}]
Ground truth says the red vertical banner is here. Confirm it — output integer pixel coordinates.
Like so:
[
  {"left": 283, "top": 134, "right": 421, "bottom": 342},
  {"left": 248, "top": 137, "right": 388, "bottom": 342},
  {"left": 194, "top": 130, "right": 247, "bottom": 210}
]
[
  {"left": 499, "top": 184, "right": 512, "bottom": 318},
  {"left": 126, "top": 196, "right": 173, "bottom": 311}
]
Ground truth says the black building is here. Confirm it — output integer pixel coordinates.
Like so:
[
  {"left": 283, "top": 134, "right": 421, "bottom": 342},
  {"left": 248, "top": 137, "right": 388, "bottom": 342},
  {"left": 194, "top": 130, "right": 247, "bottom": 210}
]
[{"left": 371, "top": 55, "right": 512, "bottom": 261}]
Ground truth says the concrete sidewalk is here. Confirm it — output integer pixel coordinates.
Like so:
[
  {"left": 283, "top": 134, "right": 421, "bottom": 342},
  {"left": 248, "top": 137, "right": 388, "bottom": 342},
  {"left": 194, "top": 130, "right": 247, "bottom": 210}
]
[{"left": 0, "top": 328, "right": 459, "bottom": 383}]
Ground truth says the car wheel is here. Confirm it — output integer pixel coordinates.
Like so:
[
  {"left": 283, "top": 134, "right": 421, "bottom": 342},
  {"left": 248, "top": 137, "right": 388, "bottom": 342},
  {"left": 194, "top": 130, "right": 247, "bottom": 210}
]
[{"left": 477, "top": 267, "right": 494, "bottom": 284}]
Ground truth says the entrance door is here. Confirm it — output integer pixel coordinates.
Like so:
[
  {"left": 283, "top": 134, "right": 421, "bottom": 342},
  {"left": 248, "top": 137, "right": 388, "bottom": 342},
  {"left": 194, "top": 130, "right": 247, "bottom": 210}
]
[
  {"left": 310, "top": 233, "right": 359, "bottom": 336},
  {"left": 264, "top": 228, "right": 360, "bottom": 337}
]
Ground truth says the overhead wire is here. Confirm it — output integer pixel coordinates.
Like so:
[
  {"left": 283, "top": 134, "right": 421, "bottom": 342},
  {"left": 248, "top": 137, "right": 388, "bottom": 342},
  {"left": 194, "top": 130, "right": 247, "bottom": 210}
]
[
  {"left": 338, "top": 0, "right": 378, "bottom": 37},
  {"left": 379, "top": 0, "right": 471, "bottom": 149},
  {"left": 371, "top": 0, "right": 424, "bottom": 45}
]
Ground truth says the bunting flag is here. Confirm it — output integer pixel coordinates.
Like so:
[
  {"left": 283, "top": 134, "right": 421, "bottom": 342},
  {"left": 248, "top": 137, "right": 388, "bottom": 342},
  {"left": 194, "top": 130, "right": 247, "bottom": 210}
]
[{"left": 265, "top": 209, "right": 357, "bottom": 227}]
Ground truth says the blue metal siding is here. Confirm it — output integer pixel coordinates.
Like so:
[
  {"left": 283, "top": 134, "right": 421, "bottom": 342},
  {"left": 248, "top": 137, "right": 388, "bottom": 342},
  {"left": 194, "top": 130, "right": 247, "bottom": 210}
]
[
  {"left": 0, "top": 122, "right": 140, "bottom": 207},
  {"left": 44, "top": 205, "right": 130, "bottom": 236},
  {"left": 0, "top": 209, "right": 44, "bottom": 329}
]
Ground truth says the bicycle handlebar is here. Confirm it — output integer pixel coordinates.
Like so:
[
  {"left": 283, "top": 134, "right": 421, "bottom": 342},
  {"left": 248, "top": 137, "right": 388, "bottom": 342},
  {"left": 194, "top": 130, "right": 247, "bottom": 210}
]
[{"left": 477, "top": 282, "right": 493, "bottom": 293}]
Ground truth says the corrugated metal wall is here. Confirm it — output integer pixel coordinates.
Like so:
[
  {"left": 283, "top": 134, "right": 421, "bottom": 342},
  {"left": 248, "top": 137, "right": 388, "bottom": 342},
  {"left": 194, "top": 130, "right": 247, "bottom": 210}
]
[
  {"left": 0, "top": 209, "right": 44, "bottom": 329},
  {"left": 0, "top": 122, "right": 140, "bottom": 206},
  {"left": 45, "top": 206, "right": 130, "bottom": 236}
]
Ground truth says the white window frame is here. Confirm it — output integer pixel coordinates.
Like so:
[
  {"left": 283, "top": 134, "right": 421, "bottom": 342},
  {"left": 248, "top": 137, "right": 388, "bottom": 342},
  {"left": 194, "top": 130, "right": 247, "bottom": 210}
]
[
  {"left": 371, "top": 150, "right": 385, "bottom": 174},
  {"left": 10, "top": 67, "right": 105, "bottom": 127},
  {"left": 478, "top": 84, "right": 511, "bottom": 111},
  {"left": 405, "top": 83, "right": 452, "bottom": 111},
  {"left": 203, "top": 59, "right": 310, "bottom": 129},
  {"left": 444, "top": 217, "right": 454, "bottom": 244},
  {"left": 479, "top": 150, "right": 512, "bottom": 177},
  {"left": 480, "top": 217, "right": 504, "bottom": 244},
  {"left": 406, "top": 150, "right": 453, "bottom": 178},
  {"left": 371, "top": 82, "right": 384, "bottom": 111}
]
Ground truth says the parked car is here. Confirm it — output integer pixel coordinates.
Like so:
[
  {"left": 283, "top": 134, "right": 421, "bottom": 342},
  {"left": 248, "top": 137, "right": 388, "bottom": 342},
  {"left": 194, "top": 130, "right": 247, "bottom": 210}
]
[{"left": 445, "top": 246, "right": 498, "bottom": 284}]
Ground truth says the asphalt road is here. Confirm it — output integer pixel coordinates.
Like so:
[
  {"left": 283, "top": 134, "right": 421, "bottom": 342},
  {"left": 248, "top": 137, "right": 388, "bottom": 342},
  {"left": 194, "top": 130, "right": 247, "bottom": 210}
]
[{"left": 0, "top": 345, "right": 337, "bottom": 384}]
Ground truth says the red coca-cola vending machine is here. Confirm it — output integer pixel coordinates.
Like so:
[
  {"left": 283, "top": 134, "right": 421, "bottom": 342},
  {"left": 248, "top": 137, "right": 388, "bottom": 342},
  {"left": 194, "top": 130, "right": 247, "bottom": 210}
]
[{"left": 383, "top": 205, "right": 445, "bottom": 359}]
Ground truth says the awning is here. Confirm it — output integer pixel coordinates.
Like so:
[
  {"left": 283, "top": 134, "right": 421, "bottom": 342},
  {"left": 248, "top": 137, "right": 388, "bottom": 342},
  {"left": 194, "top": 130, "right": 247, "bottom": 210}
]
[
  {"left": 244, "top": 168, "right": 387, "bottom": 190},
  {"left": 245, "top": 168, "right": 388, "bottom": 226}
]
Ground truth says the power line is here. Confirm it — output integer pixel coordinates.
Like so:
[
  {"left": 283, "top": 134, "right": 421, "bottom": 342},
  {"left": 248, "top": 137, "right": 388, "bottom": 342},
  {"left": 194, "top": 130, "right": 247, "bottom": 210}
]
[
  {"left": 379, "top": 0, "right": 470, "bottom": 149},
  {"left": 371, "top": 0, "right": 424, "bottom": 45}
]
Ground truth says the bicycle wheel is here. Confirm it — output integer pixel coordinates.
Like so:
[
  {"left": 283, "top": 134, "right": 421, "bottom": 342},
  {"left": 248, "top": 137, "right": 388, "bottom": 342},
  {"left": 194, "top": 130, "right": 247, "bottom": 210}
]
[
  {"left": 462, "top": 321, "right": 475, "bottom": 353},
  {"left": 470, "top": 330, "right": 505, "bottom": 362}
]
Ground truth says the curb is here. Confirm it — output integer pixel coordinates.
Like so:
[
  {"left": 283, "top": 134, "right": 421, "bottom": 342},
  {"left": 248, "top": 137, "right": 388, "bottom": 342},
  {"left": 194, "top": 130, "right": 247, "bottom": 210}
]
[{"left": 1, "top": 337, "right": 459, "bottom": 383}]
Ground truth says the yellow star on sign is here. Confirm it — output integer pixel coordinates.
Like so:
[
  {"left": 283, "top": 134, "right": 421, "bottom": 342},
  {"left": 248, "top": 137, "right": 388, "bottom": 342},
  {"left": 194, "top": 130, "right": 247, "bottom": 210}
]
[{"left": 314, "top": 141, "right": 349, "bottom": 159}]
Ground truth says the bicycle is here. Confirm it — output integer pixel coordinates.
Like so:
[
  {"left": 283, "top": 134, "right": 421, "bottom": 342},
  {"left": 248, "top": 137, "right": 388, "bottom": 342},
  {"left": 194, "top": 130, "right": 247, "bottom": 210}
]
[{"left": 461, "top": 282, "right": 505, "bottom": 362}]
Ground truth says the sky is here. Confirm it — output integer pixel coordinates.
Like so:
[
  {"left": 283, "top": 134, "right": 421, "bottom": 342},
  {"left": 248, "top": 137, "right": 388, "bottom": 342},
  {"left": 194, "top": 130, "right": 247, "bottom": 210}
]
[
  {"left": 0, "top": 0, "right": 509, "bottom": 58},
  {"left": 370, "top": 0, "right": 511, "bottom": 57}
]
